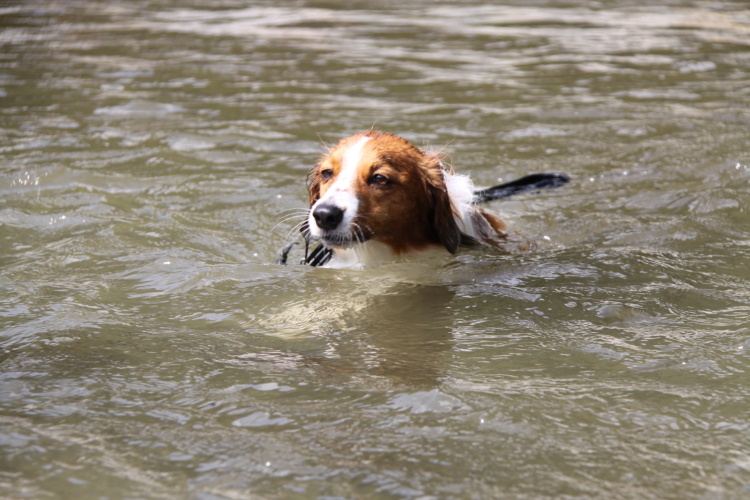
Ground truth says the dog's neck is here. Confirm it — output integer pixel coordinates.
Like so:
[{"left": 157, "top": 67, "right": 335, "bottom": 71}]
[
  {"left": 325, "top": 241, "right": 451, "bottom": 269},
  {"left": 324, "top": 241, "right": 399, "bottom": 269}
]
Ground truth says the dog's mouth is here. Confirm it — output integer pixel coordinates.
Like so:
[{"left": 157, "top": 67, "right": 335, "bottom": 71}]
[
  {"left": 319, "top": 230, "right": 371, "bottom": 249},
  {"left": 304, "top": 210, "right": 373, "bottom": 249}
]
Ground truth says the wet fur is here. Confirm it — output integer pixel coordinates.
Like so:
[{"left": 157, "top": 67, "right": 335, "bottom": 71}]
[{"left": 304, "top": 131, "right": 508, "bottom": 266}]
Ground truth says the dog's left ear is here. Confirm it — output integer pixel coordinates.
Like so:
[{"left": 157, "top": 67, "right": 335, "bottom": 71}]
[
  {"left": 424, "top": 162, "right": 461, "bottom": 254},
  {"left": 307, "top": 165, "right": 321, "bottom": 206}
]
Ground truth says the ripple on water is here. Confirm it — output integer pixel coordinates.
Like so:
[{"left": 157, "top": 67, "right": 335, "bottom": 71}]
[
  {"left": 1, "top": 0, "right": 750, "bottom": 499},
  {"left": 93, "top": 101, "right": 186, "bottom": 118}
]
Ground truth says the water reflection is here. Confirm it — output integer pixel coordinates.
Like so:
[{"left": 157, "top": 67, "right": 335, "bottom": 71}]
[
  {"left": 340, "top": 284, "right": 456, "bottom": 384},
  {"left": 255, "top": 276, "right": 456, "bottom": 385}
]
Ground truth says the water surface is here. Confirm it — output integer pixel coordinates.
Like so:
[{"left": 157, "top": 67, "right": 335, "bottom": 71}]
[{"left": 2, "top": 1, "right": 750, "bottom": 498}]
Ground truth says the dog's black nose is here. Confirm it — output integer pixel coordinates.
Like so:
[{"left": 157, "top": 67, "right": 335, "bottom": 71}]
[{"left": 312, "top": 204, "right": 344, "bottom": 230}]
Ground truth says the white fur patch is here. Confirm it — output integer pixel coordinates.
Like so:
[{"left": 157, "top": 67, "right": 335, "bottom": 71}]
[
  {"left": 340, "top": 135, "right": 370, "bottom": 183},
  {"left": 308, "top": 136, "right": 370, "bottom": 239},
  {"left": 445, "top": 171, "right": 477, "bottom": 237},
  {"left": 325, "top": 241, "right": 448, "bottom": 269}
]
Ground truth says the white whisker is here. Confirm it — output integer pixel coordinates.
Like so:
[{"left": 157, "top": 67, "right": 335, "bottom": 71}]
[
  {"left": 351, "top": 223, "right": 363, "bottom": 244},
  {"left": 282, "top": 220, "right": 308, "bottom": 243},
  {"left": 271, "top": 214, "right": 308, "bottom": 234},
  {"left": 273, "top": 208, "right": 310, "bottom": 218}
]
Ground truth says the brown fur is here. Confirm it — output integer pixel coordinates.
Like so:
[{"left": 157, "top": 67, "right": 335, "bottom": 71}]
[{"left": 307, "top": 131, "right": 507, "bottom": 256}]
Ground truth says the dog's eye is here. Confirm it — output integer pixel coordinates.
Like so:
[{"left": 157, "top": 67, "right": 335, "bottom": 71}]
[
  {"left": 369, "top": 174, "right": 391, "bottom": 186},
  {"left": 321, "top": 169, "right": 334, "bottom": 180}
]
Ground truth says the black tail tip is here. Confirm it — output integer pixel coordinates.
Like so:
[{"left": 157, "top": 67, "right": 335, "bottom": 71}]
[{"left": 473, "top": 172, "right": 571, "bottom": 203}]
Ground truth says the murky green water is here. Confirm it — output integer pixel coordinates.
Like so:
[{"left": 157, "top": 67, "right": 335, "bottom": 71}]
[{"left": 2, "top": 1, "right": 750, "bottom": 498}]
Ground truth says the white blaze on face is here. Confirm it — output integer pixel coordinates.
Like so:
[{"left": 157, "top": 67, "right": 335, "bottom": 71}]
[{"left": 309, "top": 135, "right": 370, "bottom": 237}]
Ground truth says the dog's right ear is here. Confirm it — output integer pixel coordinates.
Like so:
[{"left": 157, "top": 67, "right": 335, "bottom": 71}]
[
  {"left": 428, "top": 181, "right": 461, "bottom": 254},
  {"left": 307, "top": 165, "right": 321, "bottom": 206},
  {"left": 422, "top": 161, "right": 462, "bottom": 254}
]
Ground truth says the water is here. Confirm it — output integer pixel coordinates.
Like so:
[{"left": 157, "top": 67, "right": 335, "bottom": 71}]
[{"left": 2, "top": 1, "right": 750, "bottom": 498}]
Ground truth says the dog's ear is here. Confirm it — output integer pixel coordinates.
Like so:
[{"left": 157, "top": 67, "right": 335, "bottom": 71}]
[
  {"left": 307, "top": 165, "right": 321, "bottom": 206},
  {"left": 424, "top": 162, "right": 461, "bottom": 254}
]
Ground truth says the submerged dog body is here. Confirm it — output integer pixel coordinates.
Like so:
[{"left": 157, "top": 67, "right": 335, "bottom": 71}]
[{"left": 304, "top": 131, "right": 509, "bottom": 268}]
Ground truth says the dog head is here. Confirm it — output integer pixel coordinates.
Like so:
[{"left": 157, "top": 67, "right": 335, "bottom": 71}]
[{"left": 306, "top": 132, "right": 462, "bottom": 256}]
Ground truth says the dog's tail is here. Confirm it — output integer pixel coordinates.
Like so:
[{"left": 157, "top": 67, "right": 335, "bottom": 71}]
[{"left": 473, "top": 173, "right": 569, "bottom": 204}]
